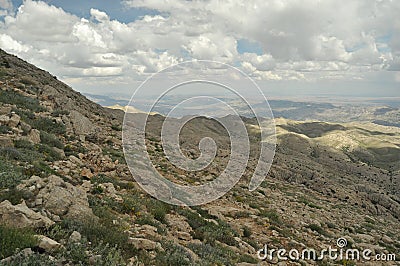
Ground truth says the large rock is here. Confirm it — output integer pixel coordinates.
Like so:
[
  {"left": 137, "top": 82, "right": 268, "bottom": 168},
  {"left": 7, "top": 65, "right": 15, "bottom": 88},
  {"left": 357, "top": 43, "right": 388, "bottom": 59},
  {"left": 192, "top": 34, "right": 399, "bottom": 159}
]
[
  {"left": 37, "top": 235, "right": 61, "bottom": 252},
  {"left": 0, "top": 105, "right": 12, "bottom": 115},
  {"left": 28, "top": 129, "right": 41, "bottom": 144},
  {"left": 0, "top": 136, "right": 13, "bottom": 147},
  {"left": 128, "top": 238, "right": 158, "bottom": 250},
  {"left": 69, "top": 231, "right": 82, "bottom": 243},
  {"left": 38, "top": 175, "right": 94, "bottom": 220},
  {"left": 0, "top": 200, "right": 54, "bottom": 228},
  {"left": 8, "top": 113, "right": 20, "bottom": 127},
  {"left": 0, "top": 114, "right": 10, "bottom": 125},
  {"left": 18, "top": 175, "right": 95, "bottom": 221},
  {"left": 69, "top": 110, "right": 95, "bottom": 135}
]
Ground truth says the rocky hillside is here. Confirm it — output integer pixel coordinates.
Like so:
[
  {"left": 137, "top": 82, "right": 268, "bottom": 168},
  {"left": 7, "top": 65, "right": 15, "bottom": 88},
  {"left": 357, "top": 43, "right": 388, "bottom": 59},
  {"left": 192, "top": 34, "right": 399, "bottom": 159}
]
[{"left": 0, "top": 49, "right": 399, "bottom": 265}]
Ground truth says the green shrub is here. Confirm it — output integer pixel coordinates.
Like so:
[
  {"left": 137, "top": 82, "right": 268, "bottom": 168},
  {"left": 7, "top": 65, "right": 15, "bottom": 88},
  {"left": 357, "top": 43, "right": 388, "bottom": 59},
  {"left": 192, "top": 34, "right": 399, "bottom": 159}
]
[
  {"left": 0, "top": 225, "right": 38, "bottom": 259},
  {"left": 0, "top": 124, "right": 11, "bottom": 134},
  {"left": 64, "top": 143, "right": 87, "bottom": 157},
  {"left": 0, "top": 159, "right": 27, "bottom": 188},
  {"left": 24, "top": 161, "right": 56, "bottom": 177},
  {"left": 178, "top": 208, "right": 238, "bottom": 246},
  {"left": 188, "top": 242, "right": 240, "bottom": 265},
  {"left": 111, "top": 124, "right": 122, "bottom": 131},
  {"left": 0, "top": 147, "right": 21, "bottom": 160},
  {"left": 51, "top": 109, "right": 69, "bottom": 117},
  {"left": 37, "top": 144, "right": 62, "bottom": 162},
  {"left": 14, "top": 139, "right": 35, "bottom": 149},
  {"left": 40, "top": 131, "right": 63, "bottom": 149},
  {"left": 61, "top": 217, "right": 135, "bottom": 260},
  {"left": 146, "top": 198, "right": 170, "bottom": 224},
  {"left": 307, "top": 224, "right": 329, "bottom": 236},
  {"left": 0, "top": 188, "right": 33, "bottom": 205},
  {"left": 0, "top": 90, "right": 45, "bottom": 112},
  {"left": 243, "top": 226, "right": 252, "bottom": 238},
  {"left": 260, "top": 209, "right": 281, "bottom": 224},
  {"left": 154, "top": 241, "right": 193, "bottom": 266},
  {"left": 31, "top": 117, "right": 66, "bottom": 135}
]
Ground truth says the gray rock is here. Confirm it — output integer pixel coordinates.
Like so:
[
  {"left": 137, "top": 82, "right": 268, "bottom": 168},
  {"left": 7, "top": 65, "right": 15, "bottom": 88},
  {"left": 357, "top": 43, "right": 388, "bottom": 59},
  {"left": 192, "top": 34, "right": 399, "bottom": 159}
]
[
  {"left": 37, "top": 235, "right": 61, "bottom": 251},
  {"left": 0, "top": 200, "right": 54, "bottom": 228},
  {"left": 0, "top": 136, "right": 13, "bottom": 147},
  {"left": 37, "top": 175, "right": 95, "bottom": 220},
  {"left": 0, "top": 114, "right": 10, "bottom": 125},
  {"left": 128, "top": 238, "right": 158, "bottom": 250},
  {"left": 28, "top": 129, "right": 41, "bottom": 144},
  {"left": 0, "top": 105, "right": 12, "bottom": 115},
  {"left": 69, "top": 110, "right": 95, "bottom": 135},
  {"left": 8, "top": 113, "right": 20, "bottom": 127},
  {"left": 69, "top": 231, "right": 82, "bottom": 243}
]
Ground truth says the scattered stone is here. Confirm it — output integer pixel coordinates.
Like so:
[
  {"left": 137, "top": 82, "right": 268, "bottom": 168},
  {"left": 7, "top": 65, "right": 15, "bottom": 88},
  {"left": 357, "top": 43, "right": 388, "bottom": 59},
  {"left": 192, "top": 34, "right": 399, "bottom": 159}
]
[
  {"left": 8, "top": 113, "right": 20, "bottom": 127},
  {"left": 37, "top": 235, "right": 61, "bottom": 252},
  {"left": 0, "top": 105, "right": 12, "bottom": 115},
  {"left": 128, "top": 238, "right": 158, "bottom": 250},
  {"left": 81, "top": 167, "right": 93, "bottom": 179},
  {"left": 69, "top": 110, "right": 95, "bottom": 135},
  {"left": 0, "top": 200, "right": 54, "bottom": 228},
  {"left": 28, "top": 129, "right": 41, "bottom": 144},
  {"left": 0, "top": 114, "right": 10, "bottom": 125},
  {"left": 69, "top": 155, "right": 83, "bottom": 166},
  {"left": 69, "top": 231, "right": 82, "bottom": 243},
  {"left": 176, "top": 231, "right": 191, "bottom": 241},
  {"left": 0, "top": 136, "right": 13, "bottom": 147}
]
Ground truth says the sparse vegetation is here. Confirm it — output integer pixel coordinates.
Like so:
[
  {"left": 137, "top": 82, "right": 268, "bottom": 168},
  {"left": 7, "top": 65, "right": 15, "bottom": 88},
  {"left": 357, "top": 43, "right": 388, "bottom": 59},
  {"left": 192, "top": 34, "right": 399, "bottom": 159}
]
[{"left": 0, "top": 225, "right": 38, "bottom": 260}]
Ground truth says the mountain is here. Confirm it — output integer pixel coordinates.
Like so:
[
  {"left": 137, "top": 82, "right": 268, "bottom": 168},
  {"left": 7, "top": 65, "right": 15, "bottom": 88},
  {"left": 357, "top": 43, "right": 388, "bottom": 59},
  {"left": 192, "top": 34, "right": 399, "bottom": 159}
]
[{"left": 0, "top": 49, "right": 399, "bottom": 265}]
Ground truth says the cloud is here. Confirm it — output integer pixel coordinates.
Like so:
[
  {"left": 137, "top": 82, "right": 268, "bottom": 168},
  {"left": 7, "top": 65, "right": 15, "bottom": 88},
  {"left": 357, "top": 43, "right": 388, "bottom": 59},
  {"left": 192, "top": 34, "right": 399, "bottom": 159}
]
[
  {"left": 0, "top": 0, "right": 12, "bottom": 9},
  {"left": 0, "top": 0, "right": 398, "bottom": 94}
]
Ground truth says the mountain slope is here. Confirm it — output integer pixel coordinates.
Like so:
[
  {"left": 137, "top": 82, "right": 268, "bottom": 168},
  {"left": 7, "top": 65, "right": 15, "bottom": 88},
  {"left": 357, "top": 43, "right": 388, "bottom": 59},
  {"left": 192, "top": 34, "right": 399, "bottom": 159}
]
[{"left": 0, "top": 49, "right": 399, "bottom": 265}]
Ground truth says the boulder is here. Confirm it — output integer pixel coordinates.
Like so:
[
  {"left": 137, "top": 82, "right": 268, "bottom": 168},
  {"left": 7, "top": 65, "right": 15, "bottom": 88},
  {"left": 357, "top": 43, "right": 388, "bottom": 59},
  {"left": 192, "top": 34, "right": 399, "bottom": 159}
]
[
  {"left": 8, "top": 113, "right": 20, "bottom": 127},
  {"left": 37, "top": 175, "right": 95, "bottom": 220},
  {"left": 128, "top": 238, "right": 158, "bottom": 250},
  {"left": 69, "top": 231, "right": 82, "bottom": 243},
  {"left": 0, "top": 200, "right": 54, "bottom": 228},
  {"left": 37, "top": 235, "right": 61, "bottom": 252},
  {"left": 0, "top": 136, "right": 13, "bottom": 147},
  {"left": 18, "top": 175, "right": 95, "bottom": 221},
  {"left": 0, "top": 105, "right": 12, "bottom": 115},
  {"left": 0, "top": 114, "right": 10, "bottom": 125},
  {"left": 28, "top": 129, "right": 41, "bottom": 144},
  {"left": 69, "top": 110, "right": 95, "bottom": 135}
]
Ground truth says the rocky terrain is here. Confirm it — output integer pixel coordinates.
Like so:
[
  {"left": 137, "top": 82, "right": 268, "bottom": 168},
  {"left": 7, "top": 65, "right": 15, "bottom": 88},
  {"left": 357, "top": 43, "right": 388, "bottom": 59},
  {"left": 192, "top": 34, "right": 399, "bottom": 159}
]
[{"left": 0, "top": 48, "right": 399, "bottom": 265}]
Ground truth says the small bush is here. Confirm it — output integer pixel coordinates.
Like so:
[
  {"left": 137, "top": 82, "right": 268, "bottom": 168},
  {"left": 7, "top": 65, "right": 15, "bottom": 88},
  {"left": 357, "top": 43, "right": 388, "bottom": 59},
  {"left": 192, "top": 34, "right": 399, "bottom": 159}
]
[
  {"left": 0, "top": 225, "right": 38, "bottom": 259},
  {"left": 40, "top": 131, "right": 63, "bottom": 149},
  {"left": 243, "top": 226, "right": 252, "bottom": 238},
  {"left": 260, "top": 209, "right": 281, "bottom": 224},
  {"left": 146, "top": 198, "right": 171, "bottom": 224},
  {"left": 31, "top": 117, "right": 66, "bottom": 135},
  {"left": 111, "top": 124, "right": 122, "bottom": 131},
  {"left": 0, "top": 90, "right": 45, "bottom": 112},
  {"left": 178, "top": 208, "right": 238, "bottom": 246},
  {"left": 0, "top": 147, "right": 21, "bottom": 160},
  {"left": 188, "top": 242, "right": 240, "bottom": 265},
  {"left": 0, "top": 125, "right": 11, "bottom": 134},
  {"left": 64, "top": 143, "right": 87, "bottom": 157},
  {"left": 154, "top": 241, "right": 193, "bottom": 266},
  {"left": 307, "top": 224, "right": 329, "bottom": 236},
  {"left": 14, "top": 139, "right": 34, "bottom": 149},
  {"left": 51, "top": 109, "right": 69, "bottom": 117},
  {"left": 0, "top": 159, "right": 27, "bottom": 188},
  {"left": 37, "top": 144, "right": 62, "bottom": 162},
  {"left": 0, "top": 188, "right": 33, "bottom": 205}
]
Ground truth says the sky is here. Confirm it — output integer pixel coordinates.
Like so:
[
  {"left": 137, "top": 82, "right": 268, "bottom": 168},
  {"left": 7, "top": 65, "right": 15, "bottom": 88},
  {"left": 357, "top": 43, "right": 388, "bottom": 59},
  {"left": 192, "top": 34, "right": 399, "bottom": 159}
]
[{"left": 0, "top": 0, "right": 399, "bottom": 98}]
